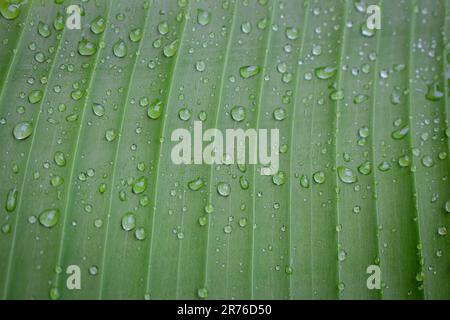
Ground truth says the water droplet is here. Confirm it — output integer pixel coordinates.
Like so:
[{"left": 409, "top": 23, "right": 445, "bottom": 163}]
[
  {"left": 239, "top": 175, "right": 249, "bottom": 190},
  {"left": 121, "top": 212, "right": 136, "bottom": 231},
  {"left": 358, "top": 162, "right": 372, "bottom": 175},
  {"left": 132, "top": 176, "right": 148, "bottom": 194},
  {"left": 300, "top": 174, "right": 309, "bottom": 188},
  {"left": 330, "top": 90, "right": 344, "bottom": 101},
  {"left": 392, "top": 126, "right": 409, "bottom": 140},
  {"left": 0, "top": 1, "right": 21, "bottom": 20},
  {"left": 28, "top": 90, "right": 43, "bottom": 104},
  {"left": 163, "top": 40, "right": 178, "bottom": 58},
  {"left": 353, "top": 94, "right": 369, "bottom": 104},
  {"left": 91, "top": 16, "right": 106, "bottom": 34},
  {"left": 397, "top": 155, "right": 410, "bottom": 168},
  {"left": 49, "top": 287, "right": 60, "bottom": 300},
  {"left": 156, "top": 20, "right": 169, "bottom": 35},
  {"left": 105, "top": 129, "right": 117, "bottom": 142},
  {"left": 38, "top": 22, "right": 51, "bottom": 38},
  {"left": 78, "top": 38, "right": 97, "bottom": 56},
  {"left": 195, "top": 60, "right": 206, "bottom": 72},
  {"left": 204, "top": 203, "right": 214, "bottom": 214},
  {"left": 338, "top": 249, "right": 347, "bottom": 261},
  {"left": 92, "top": 103, "right": 105, "bottom": 117},
  {"left": 361, "top": 23, "right": 375, "bottom": 37},
  {"left": 241, "top": 21, "right": 252, "bottom": 34},
  {"left": 239, "top": 218, "right": 248, "bottom": 228},
  {"left": 198, "top": 215, "right": 208, "bottom": 226},
  {"left": 13, "top": 121, "right": 33, "bottom": 140},
  {"left": 129, "top": 28, "right": 142, "bottom": 42},
  {"left": 54, "top": 13, "right": 65, "bottom": 31},
  {"left": 425, "top": 81, "right": 444, "bottom": 102},
  {"left": 358, "top": 126, "right": 369, "bottom": 138},
  {"left": 421, "top": 155, "right": 434, "bottom": 168},
  {"left": 113, "top": 39, "right": 127, "bottom": 58},
  {"left": 50, "top": 174, "right": 64, "bottom": 187},
  {"left": 231, "top": 105, "right": 246, "bottom": 122},
  {"left": 197, "top": 9, "right": 211, "bottom": 26},
  {"left": 444, "top": 200, "right": 450, "bottom": 214},
  {"left": 285, "top": 27, "right": 299, "bottom": 40},
  {"left": 147, "top": 99, "right": 163, "bottom": 119},
  {"left": 89, "top": 265, "right": 98, "bottom": 275},
  {"left": 239, "top": 65, "right": 260, "bottom": 79},
  {"left": 337, "top": 166, "right": 357, "bottom": 184},
  {"left": 178, "top": 108, "right": 191, "bottom": 121},
  {"left": 217, "top": 182, "right": 231, "bottom": 197},
  {"left": 224, "top": 225, "right": 232, "bottom": 234},
  {"left": 135, "top": 227, "right": 146, "bottom": 240},
  {"left": 437, "top": 226, "right": 447, "bottom": 236},
  {"left": 273, "top": 107, "right": 286, "bottom": 121},
  {"left": 197, "top": 287, "right": 208, "bottom": 299},
  {"left": 315, "top": 66, "right": 337, "bottom": 80},
  {"left": 5, "top": 188, "right": 18, "bottom": 212},
  {"left": 313, "top": 171, "right": 325, "bottom": 184},
  {"left": 272, "top": 171, "right": 286, "bottom": 186},
  {"left": 39, "top": 208, "right": 60, "bottom": 228},
  {"left": 53, "top": 151, "right": 66, "bottom": 167},
  {"left": 378, "top": 161, "right": 391, "bottom": 172},
  {"left": 188, "top": 177, "right": 205, "bottom": 191}
]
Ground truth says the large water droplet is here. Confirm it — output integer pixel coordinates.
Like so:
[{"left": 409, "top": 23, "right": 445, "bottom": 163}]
[
  {"left": 231, "top": 105, "right": 246, "bottom": 122},
  {"left": 28, "top": 90, "right": 43, "bottom": 104},
  {"left": 217, "top": 182, "right": 230, "bottom": 197},
  {"left": 0, "top": 1, "right": 21, "bottom": 20},
  {"left": 197, "top": 9, "right": 211, "bottom": 26},
  {"left": 313, "top": 171, "right": 325, "bottom": 184},
  {"left": 113, "top": 39, "right": 127, "bottom": 58},
  {"left": 129, "top": 28, "right": 142, "bottom": 42},
  {"left": 91, "top": 16, "right": 106, "bottom": 34},
  {"left": 337, "top": 166, "right": 357, "bottom": 184},
  {"left": 38, "top": 22, "right": 51, "bottom": 38},
  {"left": 121, "top": 212, "right": 136, "bottom": 231},
  {"left": 78, "top": 38, "right": 97, "bottom": 56},
  {"left": 13, "top": 122, "right": 33, "bottom": 140},
  {"left": 92, "top": 103, "right": 105, "bottom": 117},
  {"left": 163, "top": 40, "right": 179, "bottom": 58},
  {"left": 39, "top": 208, "right": 60, "bottom": 228},
  {"left": 421, "top": 155, "right": 434, "bottom": 168}
]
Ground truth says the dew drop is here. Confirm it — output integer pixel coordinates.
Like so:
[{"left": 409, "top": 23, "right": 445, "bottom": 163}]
[
  {"left": 13, "top": 122, "right": 33, "bottom": 140},
  {"left": 39, "top": 208, "right": 60, "bottom": 228}
]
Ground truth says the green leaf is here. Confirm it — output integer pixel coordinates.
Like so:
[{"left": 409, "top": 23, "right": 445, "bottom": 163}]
[{"left": 0, "top": 0, "right": 449, "bottom": 300}]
